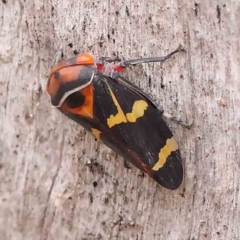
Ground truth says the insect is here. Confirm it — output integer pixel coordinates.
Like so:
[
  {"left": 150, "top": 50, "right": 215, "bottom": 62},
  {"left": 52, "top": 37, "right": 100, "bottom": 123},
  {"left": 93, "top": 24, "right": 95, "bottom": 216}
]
[{"left": 46, "top": 45, "right": 190, "bottom": 189}]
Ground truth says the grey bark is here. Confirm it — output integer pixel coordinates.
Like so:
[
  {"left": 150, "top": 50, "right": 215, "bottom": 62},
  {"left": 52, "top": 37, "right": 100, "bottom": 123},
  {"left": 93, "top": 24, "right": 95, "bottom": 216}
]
[{"left": 1, "top": 0, "right": 240, "bottom": 240}]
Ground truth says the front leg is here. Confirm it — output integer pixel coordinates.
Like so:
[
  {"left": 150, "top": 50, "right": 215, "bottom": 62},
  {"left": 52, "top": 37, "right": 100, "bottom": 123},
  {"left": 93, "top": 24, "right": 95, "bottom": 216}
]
[
  {"left": 96, "top": 57, "right": 122, "bottom": 72},
  {"left": 96, "top": 45, "right": 185, "bottom": 75},
  {"left": 111, "top": 45, "right": 185, "bottom": 73}
]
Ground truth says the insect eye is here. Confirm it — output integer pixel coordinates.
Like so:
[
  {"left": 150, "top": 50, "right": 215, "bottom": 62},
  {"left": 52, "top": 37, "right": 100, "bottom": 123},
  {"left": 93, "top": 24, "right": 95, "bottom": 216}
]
[{"left": 65, "top": 92, "right": 85, "bottom": 108}]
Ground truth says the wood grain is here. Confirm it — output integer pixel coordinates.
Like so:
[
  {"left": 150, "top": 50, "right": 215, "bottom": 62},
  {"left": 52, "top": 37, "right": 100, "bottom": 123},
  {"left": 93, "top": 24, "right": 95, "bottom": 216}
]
[{"left": 1, "top": 0, "right": 239, "bottom": 239}]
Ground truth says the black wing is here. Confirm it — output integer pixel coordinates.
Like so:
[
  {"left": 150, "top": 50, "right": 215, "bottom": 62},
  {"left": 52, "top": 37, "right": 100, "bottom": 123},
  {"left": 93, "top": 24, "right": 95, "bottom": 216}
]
[{"left": 62, "top": 73, "right": 183, "bottom": 189}]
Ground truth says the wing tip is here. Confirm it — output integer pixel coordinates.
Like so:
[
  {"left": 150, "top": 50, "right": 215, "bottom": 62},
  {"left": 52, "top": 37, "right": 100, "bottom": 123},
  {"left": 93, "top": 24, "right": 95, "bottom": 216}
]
[{"left": 152, "top": 151, "right": 183, "bottom": 190}]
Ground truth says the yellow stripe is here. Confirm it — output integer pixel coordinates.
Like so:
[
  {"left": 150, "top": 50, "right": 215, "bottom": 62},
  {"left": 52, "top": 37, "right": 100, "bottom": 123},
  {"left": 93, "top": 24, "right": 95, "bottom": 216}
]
[
  {"left": 107, "top": 87, "right": 127, "bottom": 128},
  {"left": 106, "top": 84, "right": 148, "bottom": 128},
  {"left": 152, "top": 137, "right": 178, "bottom": 171},
  {"left": 91, "top": 128, "right": 101, "bottom": 139},
  {"left": 126, "top": 100, "right": 148, "bottom": 122}
]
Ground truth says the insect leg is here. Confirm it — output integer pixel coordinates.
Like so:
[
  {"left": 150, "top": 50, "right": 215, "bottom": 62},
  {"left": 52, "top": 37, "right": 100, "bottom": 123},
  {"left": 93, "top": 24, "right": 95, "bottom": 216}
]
[
  {"left": 96, "top": 57, "right": 121, "bottom": 72},
  {"left": 124, "top": 160, "right": 131, "bottom": 169},
  {"left": 110, "top": 45, "right": 185, "bottom": 73},
  {"left": 52, "top": 51, "right": 63, "bottom": 67},
  {"left": 163, "top": 112, "right": 192, "bottom": 129},
  {"left": 123, "top": 45, "right": 185, "bottom": 66}
]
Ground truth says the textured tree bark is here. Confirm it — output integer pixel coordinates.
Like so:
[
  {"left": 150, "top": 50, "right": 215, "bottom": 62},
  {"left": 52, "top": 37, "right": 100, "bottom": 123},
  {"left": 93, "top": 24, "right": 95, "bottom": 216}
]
[{"left": 1, "top": 0, "right": 240, "bottom": 239}]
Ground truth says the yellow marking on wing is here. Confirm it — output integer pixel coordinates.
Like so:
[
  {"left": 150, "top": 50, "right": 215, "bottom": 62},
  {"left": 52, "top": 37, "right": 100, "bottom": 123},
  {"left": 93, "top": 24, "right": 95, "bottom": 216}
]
[
  {"left": 92, "top": 128, "right": 101, "bottom": 139},
  {"left": 152, "top": 137, "right": 179, "bottom": 171},
  {"left": 106, "top": 84, "right": 148, "bottom": 128},
  {"left": 107, "top": 87, "right": 127, "bottom": 128},
  {"left": 126, "top": 100, "right": 148, "bottom": 122}
]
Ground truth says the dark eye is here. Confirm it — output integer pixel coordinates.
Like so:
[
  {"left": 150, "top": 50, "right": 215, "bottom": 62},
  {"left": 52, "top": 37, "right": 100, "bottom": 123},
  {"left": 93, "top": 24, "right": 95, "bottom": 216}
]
[{"left": 65, "top": 92, "right": 85, "bottom": 108}]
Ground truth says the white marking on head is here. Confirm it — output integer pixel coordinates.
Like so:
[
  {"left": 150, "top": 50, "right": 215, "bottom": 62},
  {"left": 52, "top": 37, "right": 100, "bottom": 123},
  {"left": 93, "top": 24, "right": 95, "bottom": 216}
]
[{"left": 56, "top": 72, "right": 95, "bottom": 108}]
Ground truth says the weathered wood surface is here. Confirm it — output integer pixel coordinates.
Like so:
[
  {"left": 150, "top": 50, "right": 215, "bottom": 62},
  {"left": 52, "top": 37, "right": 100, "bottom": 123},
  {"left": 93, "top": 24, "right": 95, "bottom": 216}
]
[{"left": 1, "top": 0, "right": 240, "bottom": 239}]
